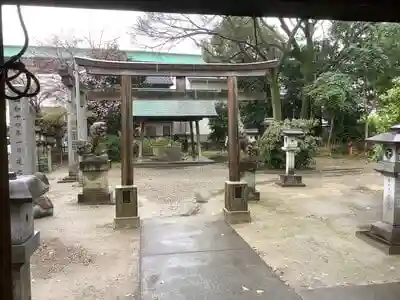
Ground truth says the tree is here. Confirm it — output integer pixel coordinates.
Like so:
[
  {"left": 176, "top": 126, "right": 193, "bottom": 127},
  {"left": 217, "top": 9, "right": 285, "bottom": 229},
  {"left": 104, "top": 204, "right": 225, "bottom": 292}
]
[
  {"left": 42, "top": 33, "right": 145, "bottom": 134},
  {"left": 132, "top": 14, "right": 321, "bottom": 121},
  {"left": 208, "top": 101, "right": 228, "bottom": 144},
  {"left": 305, "top": 71, "right": 359, "bottom": 151}
]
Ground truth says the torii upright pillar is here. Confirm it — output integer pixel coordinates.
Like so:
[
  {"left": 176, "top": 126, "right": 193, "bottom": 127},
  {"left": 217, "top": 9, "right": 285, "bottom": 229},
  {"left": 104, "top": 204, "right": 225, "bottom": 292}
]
[
  {"left": 114, "top": 75, "right": 140, "bottom": 229},
  {"left": 224, "top": 76, "right": 251, "bottom": 224}
]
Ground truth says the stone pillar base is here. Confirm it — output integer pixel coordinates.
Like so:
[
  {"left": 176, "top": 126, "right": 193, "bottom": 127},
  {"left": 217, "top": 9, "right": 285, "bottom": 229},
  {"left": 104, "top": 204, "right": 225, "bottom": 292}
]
[
  {"left": 356, "top": 221, "right": 400, "bottom": 255},
  {"left": 12, "top": 231, "right": 40, "bottom": 300},
  {"left": 114, "top": 216, "right": 141, "bottom": 229},
  {"left": 276, "top": 174, "right": 305, "bottom": 187},
  {"left": 78, "top": 190, "right": 113, "bottom": 205},
  {"left": 114, "top": 185, "right": 140, "bottom": 229},
  {"left": 247, "top": 189, "right": 260, "bottom": 201},
  {"left": 223, "top": 208, "right": 251, "bottom": 224},
  {"left": 224, "top": 181, "right": 251, "bottom": 224}
]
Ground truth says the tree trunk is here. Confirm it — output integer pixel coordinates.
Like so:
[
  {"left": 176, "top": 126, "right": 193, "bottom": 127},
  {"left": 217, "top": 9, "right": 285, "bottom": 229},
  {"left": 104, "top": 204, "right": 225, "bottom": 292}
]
[
  {"left": 327, "top": 117, "right": 334, "bottom": 154},
  {"left": 269, "top": 70, "right": 282, "bottom": 121}
]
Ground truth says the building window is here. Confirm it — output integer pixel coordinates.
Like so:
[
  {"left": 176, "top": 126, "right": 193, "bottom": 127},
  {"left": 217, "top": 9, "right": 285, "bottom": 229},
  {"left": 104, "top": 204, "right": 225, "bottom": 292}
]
[
  {"left": 162, "top": 125, "right": 171, "bottom": 136},
  {"left": 145, "top": 125, "right": 157, "bottom": 137}
]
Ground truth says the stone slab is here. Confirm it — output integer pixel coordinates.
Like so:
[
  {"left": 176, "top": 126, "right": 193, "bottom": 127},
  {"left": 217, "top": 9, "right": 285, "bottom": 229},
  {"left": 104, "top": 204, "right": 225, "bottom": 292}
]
[
  {"left": 276, "top": 174, "right": 306, "bottom": 187},
  {"left": 356, "top": 230, "right": 400, "bottom": 255},
  {"left": 114, "top": 216, "right": 140, "bottom": 229},
  {"left": 57, "top": 174, "right": 78, "bottom": 183},
  {"left": 140, "top": 217, "right": 301, "bottom": 300},
  {"left": 299, "top": 282, "right": 400, "bottom": 300},
  {"left": 78, "top": 191, "right": 114, "bottom": 205},
  {"left": 223, "top": 208, "right": 251, "bottom": 224}
]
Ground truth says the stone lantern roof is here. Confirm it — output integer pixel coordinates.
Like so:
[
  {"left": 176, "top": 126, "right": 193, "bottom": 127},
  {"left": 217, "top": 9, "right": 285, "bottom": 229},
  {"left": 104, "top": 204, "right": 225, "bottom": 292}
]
[
  {"left": 9, "top": 174, "right": 48, "bottom": 201},
  {"left": 243, "top": 128, "right": 259, "bottom": 136},
  {"left": 366, "top": 124, "right": 400, "bottom": 144},
  {"left": 282, "top": 129, "right": 304, "bottom": 137}
]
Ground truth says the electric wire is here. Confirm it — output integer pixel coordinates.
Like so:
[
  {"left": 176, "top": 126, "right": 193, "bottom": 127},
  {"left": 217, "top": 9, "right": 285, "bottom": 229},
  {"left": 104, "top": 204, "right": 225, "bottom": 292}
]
[{"left": 0, "top": 5, "right": 40, "bottom": 101}]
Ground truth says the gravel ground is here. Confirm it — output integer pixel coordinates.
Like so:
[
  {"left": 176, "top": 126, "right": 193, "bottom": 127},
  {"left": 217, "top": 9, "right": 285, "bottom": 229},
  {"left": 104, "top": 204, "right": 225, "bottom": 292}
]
[{"left": 31, "top": 163, "right": 229, "bottom": 300}]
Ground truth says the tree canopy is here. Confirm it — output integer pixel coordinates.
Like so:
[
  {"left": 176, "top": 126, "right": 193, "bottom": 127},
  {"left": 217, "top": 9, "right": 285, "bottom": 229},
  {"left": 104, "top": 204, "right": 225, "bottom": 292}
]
[{"left": 132, "top": 16, "right": 400, "bottom": 147}]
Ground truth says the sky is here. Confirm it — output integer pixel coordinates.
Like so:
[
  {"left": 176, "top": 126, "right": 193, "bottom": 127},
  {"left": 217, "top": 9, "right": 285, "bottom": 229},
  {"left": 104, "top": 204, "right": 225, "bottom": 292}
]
[{"left": 1, "top": 5, "right": 201, "bottom": 53}]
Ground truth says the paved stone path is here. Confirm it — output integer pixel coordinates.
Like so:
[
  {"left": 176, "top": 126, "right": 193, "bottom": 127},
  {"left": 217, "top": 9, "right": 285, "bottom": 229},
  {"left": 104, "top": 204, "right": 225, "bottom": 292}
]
[
  {"left": 140, "top": 214, "right": 400, "bottom": 300},
  {"left": 140, "top": 216, "right": 302, "bottom": 300}
]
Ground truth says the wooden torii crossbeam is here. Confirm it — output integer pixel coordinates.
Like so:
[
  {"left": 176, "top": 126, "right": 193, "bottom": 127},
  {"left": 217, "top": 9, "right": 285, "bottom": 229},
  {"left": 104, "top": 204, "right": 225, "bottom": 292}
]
[
  {"left": 74, "top": 57, "right": 278, "bottom": 77},
  {"left": 85, "top": 88, "right": 265, "bottom": 102}
]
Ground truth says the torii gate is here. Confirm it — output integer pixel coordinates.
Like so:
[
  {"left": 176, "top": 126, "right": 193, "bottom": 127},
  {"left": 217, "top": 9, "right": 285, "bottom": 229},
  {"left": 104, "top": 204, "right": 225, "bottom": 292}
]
[{"left": 74, "top": 56, "right": 278, "bottom": 226}]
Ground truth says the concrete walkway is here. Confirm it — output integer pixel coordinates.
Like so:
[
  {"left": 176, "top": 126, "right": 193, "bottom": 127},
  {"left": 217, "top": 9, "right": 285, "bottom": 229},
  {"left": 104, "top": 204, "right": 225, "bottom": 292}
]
[
  {"left": 140, "top": 216, "right": 301, "bottom": 299},
  {"left": 140, "top": 215, "right": 400, "bottom": 300}
]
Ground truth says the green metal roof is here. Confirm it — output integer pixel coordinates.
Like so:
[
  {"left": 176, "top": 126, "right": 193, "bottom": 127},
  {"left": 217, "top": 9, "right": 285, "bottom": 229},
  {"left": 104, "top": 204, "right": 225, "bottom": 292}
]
[
  {"left": 3, "top": 45, "right": 204, "bottom": 64},
  {"left": 133, "top": 100, "right": 217, "bottom": 118},
  {"left": 126, "top": 51, "right": 204, "bottom": 64}
]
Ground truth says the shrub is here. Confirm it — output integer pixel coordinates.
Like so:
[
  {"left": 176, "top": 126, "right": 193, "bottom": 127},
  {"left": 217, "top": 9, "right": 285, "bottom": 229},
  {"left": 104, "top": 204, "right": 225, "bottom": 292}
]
[
  {"left": 105, "top": 134, "right": 121, "bottom": 161},
  {"left": 259, "top": 119, "right": 320, "bottom": 169}
]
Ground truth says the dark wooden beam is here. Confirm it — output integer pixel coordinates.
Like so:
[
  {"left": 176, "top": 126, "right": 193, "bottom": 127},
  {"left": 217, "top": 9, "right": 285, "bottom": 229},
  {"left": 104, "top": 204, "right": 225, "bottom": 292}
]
[
  {"left": 0, "top": 4, "right": 13, "bottom": 300},
  {"left": 75, "top": 57, "right": 278, "bottom": 77},
  {"left": 120, "top": 75, "right": 134, "bottom": 186},
  {"left": 86, "top": 89, "right": 264, "bottom": 101},
  {"left": 227, "top": 76, "right": 240, "bottom": 182},
  {"left": 8, "top": 1, "right": 400, "bottom": 23}
]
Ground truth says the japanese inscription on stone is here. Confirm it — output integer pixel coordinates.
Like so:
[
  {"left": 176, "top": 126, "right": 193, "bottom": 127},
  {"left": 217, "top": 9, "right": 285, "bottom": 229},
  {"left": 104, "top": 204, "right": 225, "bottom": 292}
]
[{"left": 8, "top": 100, "right": 24, "bottom": 175}]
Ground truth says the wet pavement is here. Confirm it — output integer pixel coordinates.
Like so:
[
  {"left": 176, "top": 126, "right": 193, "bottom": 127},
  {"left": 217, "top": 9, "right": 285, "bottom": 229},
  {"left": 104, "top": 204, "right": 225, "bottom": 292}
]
[
  {"left": 140, "top": 215, "right": 400, "bottom": 300},
  {"left": 140, "top": 216, "right": 301, "bottom": 300}
]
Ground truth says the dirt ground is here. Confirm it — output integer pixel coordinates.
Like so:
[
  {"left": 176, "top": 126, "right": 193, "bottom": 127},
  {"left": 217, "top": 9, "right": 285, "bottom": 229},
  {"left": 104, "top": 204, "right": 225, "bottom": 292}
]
[
  {"left": 204, "top": 162, "right": 400, "bottom": 293},
  {"left": 30, "top": 164, "right": 228, "bottom": 300},
  {"left": 31, "top": 157, "right": 392, "bottom": 299}
]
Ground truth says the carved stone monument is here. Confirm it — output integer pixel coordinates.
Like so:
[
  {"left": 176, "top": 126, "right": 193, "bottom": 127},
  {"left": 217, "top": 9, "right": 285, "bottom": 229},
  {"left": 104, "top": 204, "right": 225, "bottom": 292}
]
[
  {"left": 9, "top": 172, "right": 44, "bottom": 300},
  {"left": 77, "top": 121, "right": 112, "bottom": 204},
  {"left": 276, "top": 129, "right": 306, "bottom": 187},
  {"left": 356, "top": 124, "right": 400, "bottom": 255},
  {"left": 8, "top": 99, "right": 37, "bottom": 175}
]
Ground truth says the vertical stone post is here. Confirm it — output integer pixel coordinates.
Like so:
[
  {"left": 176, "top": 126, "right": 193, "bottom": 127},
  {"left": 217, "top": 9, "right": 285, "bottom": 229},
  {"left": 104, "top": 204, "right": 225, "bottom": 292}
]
[
  {"left": 47, "top": 146, "right": 52, "bottom": 173},
  {"left": 357, "top": 124, "right": 400, "bottom": 255},
  {"left": 139, "top": 121, "right": 145, "bottom": 159},
  {"left": 81, "top": 92, "right": 88, "bottom": 141},
  {"left": 68, "top": 96, "right": 78, "bottom": 177},
  {"left": 224, "top": 76, "right": 250, "bottom": 224},
  {"left": 189, "top": 121, "right": 196, "bottom": 159},
  {"left": 276, "top": 129, "right": 305, "bottom": 187},
  {"left": 58, "top": 68, "right": 79, "bottom": 182},
  {"left": 195, "top": 120, "right": 202, "bottom": 158},
  {"left": 9, "top": 99, "right": 25, "bottom": 175},
  {"left": 114, "top": 75, "right": 140, "bottom": 229},
  {"left": 21, "top": 100, "right": 36, "bottom": 174},
  {"left": 9, "top": 174, "right": 44, "bottom": 300}
]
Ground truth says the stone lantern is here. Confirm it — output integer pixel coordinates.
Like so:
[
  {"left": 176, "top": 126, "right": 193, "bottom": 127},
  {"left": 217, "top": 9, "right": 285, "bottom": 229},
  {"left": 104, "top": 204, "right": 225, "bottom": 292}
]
[
  {"left": 357, "top": 124, "right": 400, "bottom": 254},
  {"left": 241, "top": 128, "right": 261, "bottom": 201},
  {"left": 9, "top": 172, "right": 47, "bottom": 300},
  {"left": 276, "top": 128, "right": 306, "bottom": 187}
]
